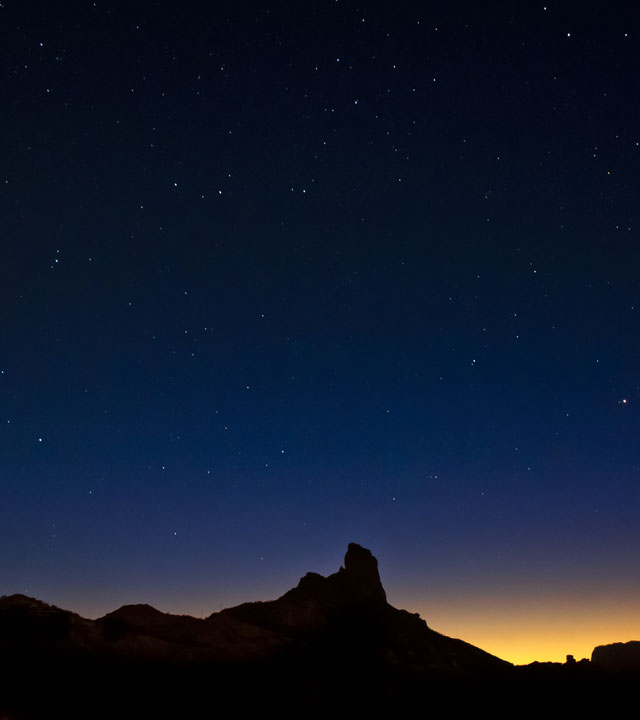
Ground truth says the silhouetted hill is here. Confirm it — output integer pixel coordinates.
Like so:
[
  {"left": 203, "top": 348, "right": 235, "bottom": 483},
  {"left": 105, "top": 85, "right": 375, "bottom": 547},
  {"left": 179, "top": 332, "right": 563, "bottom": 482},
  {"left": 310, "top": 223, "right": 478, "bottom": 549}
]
[
  {"left": 592, "top": 640, "right": 640, "bottom": 673},
  {"left": 0, "top": 543, "right": 637, "bottom": 718}
]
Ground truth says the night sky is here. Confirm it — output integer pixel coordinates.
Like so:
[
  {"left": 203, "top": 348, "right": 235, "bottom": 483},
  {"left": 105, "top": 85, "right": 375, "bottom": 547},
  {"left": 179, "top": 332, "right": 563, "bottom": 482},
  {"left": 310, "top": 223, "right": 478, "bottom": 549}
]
[{"left": 2, "top": 1, "right": 640, "bottom": 664}]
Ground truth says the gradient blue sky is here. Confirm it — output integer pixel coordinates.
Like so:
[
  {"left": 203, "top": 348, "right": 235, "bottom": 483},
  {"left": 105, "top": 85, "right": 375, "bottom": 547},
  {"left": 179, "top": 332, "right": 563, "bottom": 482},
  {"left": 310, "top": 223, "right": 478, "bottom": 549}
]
[{"left": 2, "top": 1, "right": 639, "bottom": 663}]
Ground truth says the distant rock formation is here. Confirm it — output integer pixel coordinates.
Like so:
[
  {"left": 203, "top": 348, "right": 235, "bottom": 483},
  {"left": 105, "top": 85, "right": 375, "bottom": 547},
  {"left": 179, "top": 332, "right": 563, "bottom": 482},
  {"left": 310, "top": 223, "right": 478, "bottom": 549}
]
[
  {"left": 592, "top": 640, "right": 640, "bottom": 672},
  {"left": 339, "top": 541, "right": 388, "bottom": 604}
]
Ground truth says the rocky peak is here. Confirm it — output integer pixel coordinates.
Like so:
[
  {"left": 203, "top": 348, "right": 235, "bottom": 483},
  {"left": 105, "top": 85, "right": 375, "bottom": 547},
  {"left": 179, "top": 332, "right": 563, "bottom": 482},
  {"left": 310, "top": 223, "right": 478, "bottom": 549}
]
[{"left": 335, "top": 542, "right": 387, "bottom": 605}]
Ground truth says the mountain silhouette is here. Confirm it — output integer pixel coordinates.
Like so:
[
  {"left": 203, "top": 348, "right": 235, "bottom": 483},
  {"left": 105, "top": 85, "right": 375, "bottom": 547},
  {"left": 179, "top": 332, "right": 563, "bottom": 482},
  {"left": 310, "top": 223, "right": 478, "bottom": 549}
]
[
  {"left": 0, "top": 543, "right": 637, "bottom": 718},
  {"left": 592, "top": 640, "right": 640, "bottom": 673},
  {"left": 0, "top": 544, "right": 505, "bottom": 670}
]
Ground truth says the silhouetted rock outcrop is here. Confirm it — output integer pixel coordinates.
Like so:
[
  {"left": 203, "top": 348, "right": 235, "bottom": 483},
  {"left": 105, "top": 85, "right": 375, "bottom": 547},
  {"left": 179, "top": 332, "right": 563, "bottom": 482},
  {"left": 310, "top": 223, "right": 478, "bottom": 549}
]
[
  {"left": 592, "top": 640, "right": 640, "bottom": 673},
  {"left": 339, "top": 541, "right": 387, "bottom": 604}
]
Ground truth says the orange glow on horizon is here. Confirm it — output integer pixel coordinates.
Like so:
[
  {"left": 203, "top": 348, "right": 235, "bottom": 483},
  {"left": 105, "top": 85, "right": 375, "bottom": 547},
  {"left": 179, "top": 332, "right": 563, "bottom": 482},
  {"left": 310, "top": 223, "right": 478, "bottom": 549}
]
[{"left": 404, "top": 591, "right": 640, "bottom": 665}]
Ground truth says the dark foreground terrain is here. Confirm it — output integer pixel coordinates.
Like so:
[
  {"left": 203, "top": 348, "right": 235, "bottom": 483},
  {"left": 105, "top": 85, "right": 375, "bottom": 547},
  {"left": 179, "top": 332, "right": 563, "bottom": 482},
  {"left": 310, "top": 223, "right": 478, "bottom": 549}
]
[{"left": 1, "top": 544, "right": 637, "bottom": 718}]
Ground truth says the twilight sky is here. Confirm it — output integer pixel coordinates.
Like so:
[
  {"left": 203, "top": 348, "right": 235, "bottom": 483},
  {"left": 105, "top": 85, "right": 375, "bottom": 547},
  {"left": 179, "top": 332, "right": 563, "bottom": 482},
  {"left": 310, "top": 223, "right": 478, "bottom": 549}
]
[{"left": 2, "top": 1, "right": 640, "bottom": 664}]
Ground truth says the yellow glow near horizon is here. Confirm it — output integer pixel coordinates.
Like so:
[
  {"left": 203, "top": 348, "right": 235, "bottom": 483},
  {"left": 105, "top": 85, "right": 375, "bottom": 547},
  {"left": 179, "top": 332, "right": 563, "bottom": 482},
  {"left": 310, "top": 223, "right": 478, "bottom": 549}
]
[{"left": 406, "top": 592, "right": 640, "bottom": 665}]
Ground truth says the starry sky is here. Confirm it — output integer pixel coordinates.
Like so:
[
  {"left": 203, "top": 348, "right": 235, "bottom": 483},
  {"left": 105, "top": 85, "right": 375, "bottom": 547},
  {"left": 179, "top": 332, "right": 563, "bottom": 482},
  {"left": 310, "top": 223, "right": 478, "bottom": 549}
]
[{"left": 2, "top": 1, "right": 640, "bottom": 664}]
